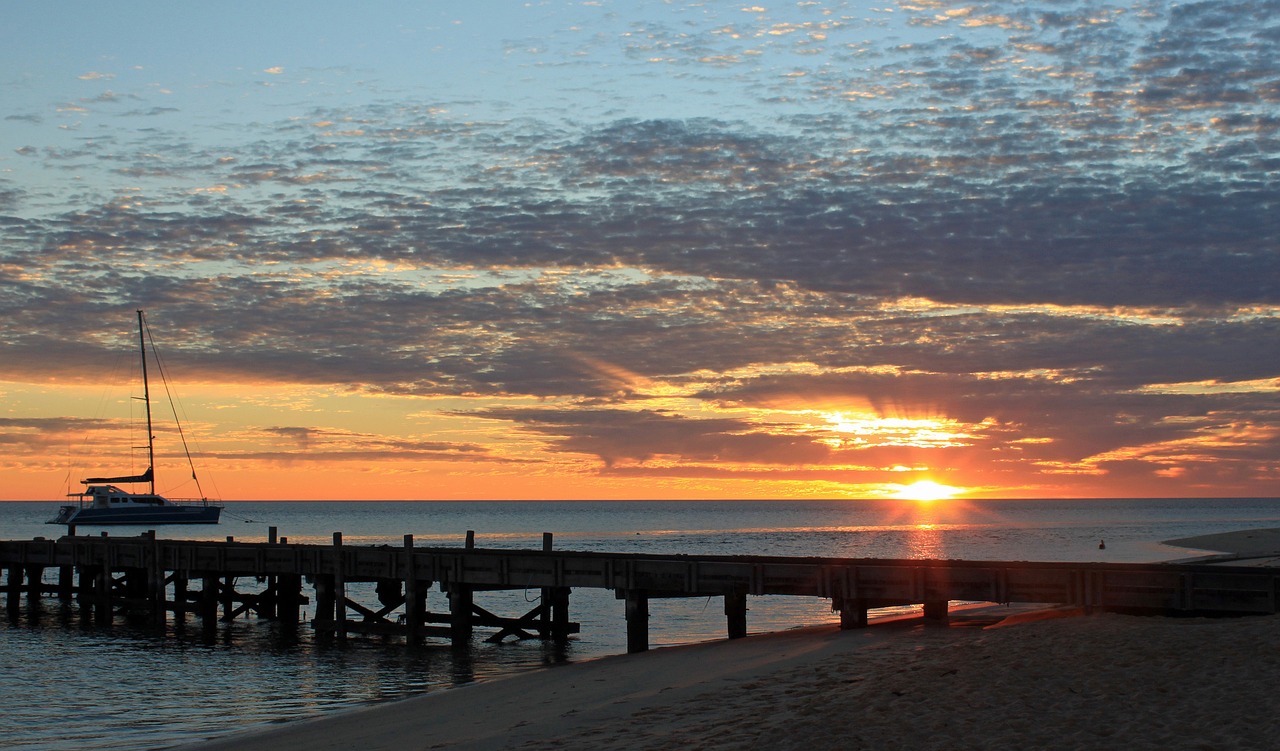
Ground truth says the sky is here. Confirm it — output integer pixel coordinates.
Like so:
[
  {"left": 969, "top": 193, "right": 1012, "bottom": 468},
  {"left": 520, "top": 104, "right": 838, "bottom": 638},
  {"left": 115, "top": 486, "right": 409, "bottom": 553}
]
[{"left": 1, "top": 1, "right": 1278, "bottom": 502}]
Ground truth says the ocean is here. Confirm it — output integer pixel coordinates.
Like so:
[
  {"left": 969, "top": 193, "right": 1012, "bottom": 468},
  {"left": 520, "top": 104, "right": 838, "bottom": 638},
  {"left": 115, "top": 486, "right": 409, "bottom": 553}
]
[{"left": 3, "top": 497, "right": 1278, "bottom": 750}]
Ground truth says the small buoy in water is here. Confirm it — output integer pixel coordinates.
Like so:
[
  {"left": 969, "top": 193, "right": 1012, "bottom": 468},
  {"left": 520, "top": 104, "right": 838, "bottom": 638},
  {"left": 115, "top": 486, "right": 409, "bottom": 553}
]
[{"left": 1099, "top": 539, "right": 1106, "bottom": 550}]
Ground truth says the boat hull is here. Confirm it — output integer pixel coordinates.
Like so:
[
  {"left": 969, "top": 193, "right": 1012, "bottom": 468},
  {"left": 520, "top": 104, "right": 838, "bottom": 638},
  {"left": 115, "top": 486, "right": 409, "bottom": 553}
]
[{"left": 50, "top": 505, "right": 223, "bottom": 526}]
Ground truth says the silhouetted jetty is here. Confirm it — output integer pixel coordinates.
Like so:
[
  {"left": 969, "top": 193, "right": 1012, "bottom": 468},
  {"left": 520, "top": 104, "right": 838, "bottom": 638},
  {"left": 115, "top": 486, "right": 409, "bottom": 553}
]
[{"left": 3, "top": 530, "right": 1279, "bottom": 652}]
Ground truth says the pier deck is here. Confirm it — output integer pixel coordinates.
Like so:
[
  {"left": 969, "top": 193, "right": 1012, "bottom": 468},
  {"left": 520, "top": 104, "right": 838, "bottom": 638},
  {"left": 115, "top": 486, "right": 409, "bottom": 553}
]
[{"left": 4, "top": 532, "right": 1279, "bottom": 652}]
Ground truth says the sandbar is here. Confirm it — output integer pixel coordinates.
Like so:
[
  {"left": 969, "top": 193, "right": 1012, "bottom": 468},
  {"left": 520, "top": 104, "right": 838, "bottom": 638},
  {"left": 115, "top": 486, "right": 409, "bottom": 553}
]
[{"left": 1165, "top": 527, "right": 1280, "bottom": 560}]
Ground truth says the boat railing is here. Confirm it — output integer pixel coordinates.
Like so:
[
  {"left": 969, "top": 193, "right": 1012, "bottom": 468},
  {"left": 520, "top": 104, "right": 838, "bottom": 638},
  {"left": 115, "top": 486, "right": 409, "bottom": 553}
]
[{"left": 168, "top": 498, "right": 225, "bottom": 508}]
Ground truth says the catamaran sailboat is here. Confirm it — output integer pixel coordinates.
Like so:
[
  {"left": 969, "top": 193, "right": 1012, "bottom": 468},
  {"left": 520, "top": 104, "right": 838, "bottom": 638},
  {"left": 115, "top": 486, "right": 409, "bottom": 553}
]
[{"left": 49, "top": 310, "right": 222, "bottom": 526}]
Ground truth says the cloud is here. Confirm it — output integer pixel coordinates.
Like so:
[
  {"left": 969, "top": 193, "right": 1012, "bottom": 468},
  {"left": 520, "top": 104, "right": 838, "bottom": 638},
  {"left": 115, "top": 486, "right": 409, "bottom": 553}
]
[
  {"left": 468, "top": 407, "right": 836, "bottom": 467},
  {"left": 2, "top": 0, "right": 1278, "bottom": 497}
]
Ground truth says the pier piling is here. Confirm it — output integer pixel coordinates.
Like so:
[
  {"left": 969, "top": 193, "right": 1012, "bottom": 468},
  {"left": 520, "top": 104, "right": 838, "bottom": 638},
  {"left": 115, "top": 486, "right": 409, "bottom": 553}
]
[
  {"left": 332, "top": 532, "right": 347, "bottom": 641},
  {"left": 624, "top": 590, "right": 649, "bottom": 653},
  {"left": 5, "top": 565, "right": 21, "bottom": 611},
  {"left": 923, "top": 599, "right": 950, "bottom": 623},
  {"left": 725, "top": 590, "right": 747, "bottom": 639}
]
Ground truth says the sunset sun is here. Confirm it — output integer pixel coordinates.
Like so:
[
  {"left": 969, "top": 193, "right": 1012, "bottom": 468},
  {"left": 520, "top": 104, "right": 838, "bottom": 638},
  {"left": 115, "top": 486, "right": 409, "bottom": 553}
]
[{"left": 893, "top": 480, "right": 961, "bottom": 502}]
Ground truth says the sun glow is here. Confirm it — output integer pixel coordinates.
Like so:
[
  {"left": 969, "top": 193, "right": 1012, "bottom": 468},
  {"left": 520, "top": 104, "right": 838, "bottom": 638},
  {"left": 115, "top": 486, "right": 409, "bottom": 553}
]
[
  {"left": 892, "top": 480, "right": 961, "bottom": 502},
  {"left": 819, "top": 412, "right": 972, "bottom": 448}
]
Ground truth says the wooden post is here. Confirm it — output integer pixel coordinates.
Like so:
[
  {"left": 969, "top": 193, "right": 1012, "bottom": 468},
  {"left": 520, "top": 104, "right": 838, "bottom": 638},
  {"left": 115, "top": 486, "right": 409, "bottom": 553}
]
[
  {"left": 173, "top": 575, "right": 188, "bottom": 626},
  {"left": 76, "top": 567, "right": 92, "bottom": 605},
  {"left": 725, "top": 590, "right": 747, "bottom": 639},
  {"left": 313, "top": 575, "right": 336, "bottom": 632},
  {"left": 94, "top": 565, "right": 110, "bottom": 625},
  {"left": 403, "top": 535, "right": 422, "bottom": 644},
  {"left": 625, "top": 590, "right": 649, "bottom": 653},
  {"left": 58, "top": 565, "right": 75, "bottom": 601},
  {"left": 449, "top": 585, "right": 473, "bottom": 646},
  {"left": 150, "top": 573, "right": 167, "bottom": 626},
  {"left": 277, "top": 574, "right": 302, "bottom": 626},
  {"left": 540, "top": 533, "right": 554, "bottom": 638},
  {"left": 548, "top": 587, "right": 571, "bottom": 642},
  {"left": 220, "top": 575, "right": 235, "bottom": 621},
  {"left": 24, "top": 566, "right": 43, "bottom": 599},
  {"left": 150, "top": 536, "right": 166, "bottom": 626},
  {"left": 452, "top": 532, "right": 474, "bottom": 646},
  {"left": 263, "top": 526, "right": 280, "bottom": 619},
  {"left": 332, "top": 532, "right": 347, "bottom": 641},
  {"left": 923, "top": 599, "right": 949, "bottom": 623},
  {"left": 5, "top": 566, "right": 21, "bottom": 612},
  {"left": 836, "top": 597, "right": 869, "bottom": 629},
  {"left": 199, "top": 576, "right": 219, "bottom": 625}
]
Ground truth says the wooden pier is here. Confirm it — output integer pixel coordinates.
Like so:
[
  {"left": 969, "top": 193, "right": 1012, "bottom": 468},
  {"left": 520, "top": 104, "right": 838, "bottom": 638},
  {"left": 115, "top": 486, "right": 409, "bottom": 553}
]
[{"left": 4, "top": 531, "right": 1280, "bottom": 652}]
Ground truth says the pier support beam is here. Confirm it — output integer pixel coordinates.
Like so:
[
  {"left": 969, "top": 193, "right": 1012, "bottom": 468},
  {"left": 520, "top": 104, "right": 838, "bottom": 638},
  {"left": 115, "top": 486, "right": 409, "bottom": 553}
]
[
  {"left": 624, "top": 590, "right": 649, "bottom": 653},
  {"left": 172, "top": 575, "right": 188, "bottom": 626},
  {"left": 149, "top": 540, "right": 167, "bottom": 627},
  {"left": 76, "top": 567, "right": 92, "bottom": 605},
  {"left": 544, "top": 587, "right": 571, "bottom": 642},
  {"left": 313, "top": 574, "right": 336, "bottom": 633},
  {"left": 725, "top": 590, "right": 747, "bottom": 639},
  {"left": 402, "top": 535, "right": 427, "bottom": 644},
  {"left": 94, "top": 566, "right": 110, "bottom": 624},
  {"left": 5, "top": 566, "right": 21, "bottom": 611},
  {"left": 24, "top": 566, "right": 44, "bottom": 600},
  {"left": 404, "top": 582, "right": 428, "bottom": 644},
  {"left": 448, "top": 586, "right": 474, "bottom": 646},
  {"left": 923, "top": 599, "right": 949, "bottom": 624},
  {"left": 57, "top": 566, "right": 75, "bottom": 601},
  {"left": 536, "top": 534, "right": 571, "bottom": 641},
  {"left": 332, "top": 533, "right": 347, "bottom": 641},
  {"left": 835, "top": 597, "right": 869, "bottom": 629},
  {"left": 123, "top": 568, "right": 147, "bottom": 600},
  {"left": 277, "top": 574, "right": 303, "bottom": 627},
  {"left": 199, "top": 576, "right": 219, "bottom": 631}
]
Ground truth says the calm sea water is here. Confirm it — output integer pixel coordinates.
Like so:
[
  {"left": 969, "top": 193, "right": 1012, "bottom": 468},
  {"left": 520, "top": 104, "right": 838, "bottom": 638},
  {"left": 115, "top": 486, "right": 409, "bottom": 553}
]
[{"left": 3, "top": 498, "right": 1279, "bottom": 750}]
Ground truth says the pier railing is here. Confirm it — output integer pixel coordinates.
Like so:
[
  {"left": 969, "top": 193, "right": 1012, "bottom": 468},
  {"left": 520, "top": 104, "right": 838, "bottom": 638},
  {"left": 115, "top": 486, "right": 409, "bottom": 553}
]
[{"left": 3, "top": 532, "right": 1278, "bottom": 652}]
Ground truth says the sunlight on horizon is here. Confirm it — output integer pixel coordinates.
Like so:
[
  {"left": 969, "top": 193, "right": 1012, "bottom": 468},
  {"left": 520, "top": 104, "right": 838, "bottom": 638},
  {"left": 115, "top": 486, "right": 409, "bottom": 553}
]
[{"left": 892, "top": 480, "right": 962, "bottom": 502}]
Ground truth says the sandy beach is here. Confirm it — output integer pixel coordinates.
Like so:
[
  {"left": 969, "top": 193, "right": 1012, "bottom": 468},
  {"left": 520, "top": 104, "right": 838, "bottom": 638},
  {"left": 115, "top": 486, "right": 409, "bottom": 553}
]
[
  {"left": 180, "top": 609, "right": 1280, "bottom": 750},
  {"left": 180, "top": 529, "right": 1280, "bottom": 751}
]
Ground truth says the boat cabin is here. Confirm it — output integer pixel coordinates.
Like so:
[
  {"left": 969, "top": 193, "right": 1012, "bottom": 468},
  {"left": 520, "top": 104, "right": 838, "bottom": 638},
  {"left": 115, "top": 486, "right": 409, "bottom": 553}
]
[{"left": 72, "top": 485, "right": 170, "bottom": 507}]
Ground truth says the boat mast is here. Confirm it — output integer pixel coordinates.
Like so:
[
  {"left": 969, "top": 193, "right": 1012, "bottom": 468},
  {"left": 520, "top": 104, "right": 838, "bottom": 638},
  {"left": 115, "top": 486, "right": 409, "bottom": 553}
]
[{"left": 137, "top": 309, "right": 156, "bottom": 495}]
